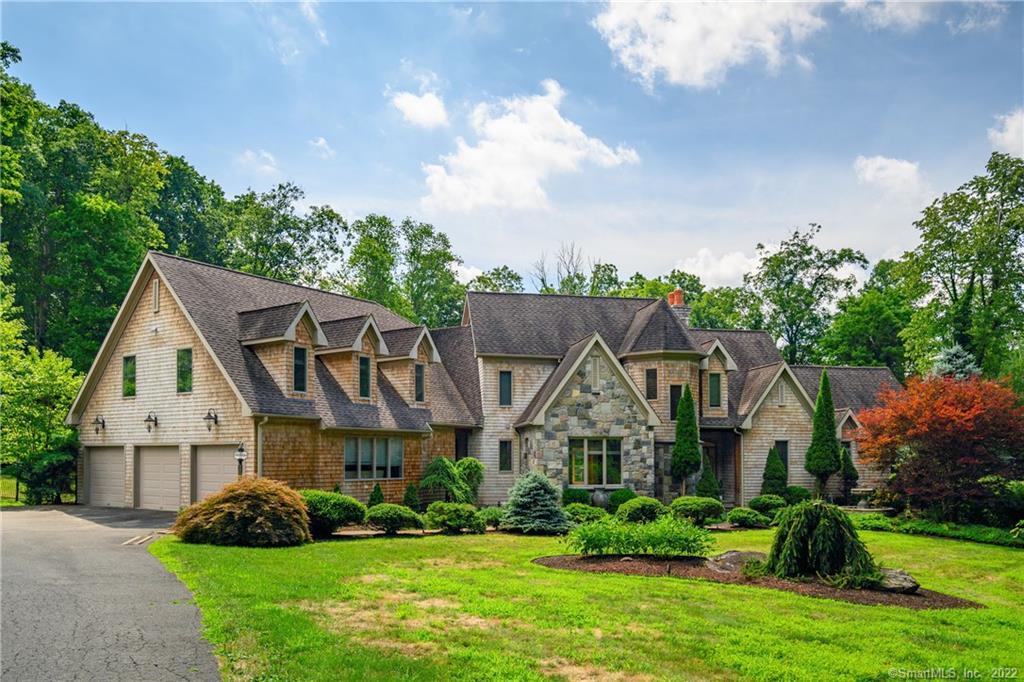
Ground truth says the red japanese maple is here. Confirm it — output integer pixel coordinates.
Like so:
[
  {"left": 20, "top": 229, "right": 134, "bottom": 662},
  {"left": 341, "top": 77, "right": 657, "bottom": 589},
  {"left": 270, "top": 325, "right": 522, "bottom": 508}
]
[{"left": 857, "top": 376, "right": 1024, "bottom": 517}]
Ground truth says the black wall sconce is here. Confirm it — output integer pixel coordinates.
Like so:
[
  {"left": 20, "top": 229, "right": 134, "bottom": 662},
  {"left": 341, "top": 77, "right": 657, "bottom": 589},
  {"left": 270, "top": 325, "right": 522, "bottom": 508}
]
[
  {"left": 203, "top": 408, "right": 219, "bottom": 431},
  {"left": 92, "top": 416, "right": 105, "bottom": 434},
  {"left": 144, "top": 411, "right": 159, "bottom": 432}
]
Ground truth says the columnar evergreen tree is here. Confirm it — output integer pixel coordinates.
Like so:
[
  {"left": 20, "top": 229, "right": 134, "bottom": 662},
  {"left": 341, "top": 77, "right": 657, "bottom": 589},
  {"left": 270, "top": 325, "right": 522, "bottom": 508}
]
[
  {"left": 760, "top": 446, "right": 787, "bottom": 496},
  {"left": 805, "top": 370, "right": 841, "bottom": 497},
  {"left": 671, "top": 384, "right": 702, "bottom": 495},
  {"left": 402, "top": 483, "right": 421, "bottom": 511},
  {"left": 840, "top": 446, "right": 859, "bottom": 503},
  {"left": 695, "top": 454, "right": 721, "bottom": 499},
  {"left": 367, "top": 483, "right": 384, "bottom": 507}
]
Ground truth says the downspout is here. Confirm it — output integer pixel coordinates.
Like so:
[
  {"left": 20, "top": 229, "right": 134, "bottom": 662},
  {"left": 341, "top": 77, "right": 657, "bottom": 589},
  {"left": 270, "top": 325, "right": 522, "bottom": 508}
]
[{"left": 256, "top": 416, "right": 269, "bottom": 476}]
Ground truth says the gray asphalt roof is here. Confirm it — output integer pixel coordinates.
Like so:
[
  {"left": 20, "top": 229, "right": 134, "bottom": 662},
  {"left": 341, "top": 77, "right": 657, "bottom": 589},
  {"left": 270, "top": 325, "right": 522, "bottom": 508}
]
[
  {"left": 790, "top": 365, "right": 901, "bottom": 413},
  {"left": 237, "top": 301, "right": 305, "bottom": 341},
  {"left": 515, "top": 333, "right": 595, "bottom": 426}
]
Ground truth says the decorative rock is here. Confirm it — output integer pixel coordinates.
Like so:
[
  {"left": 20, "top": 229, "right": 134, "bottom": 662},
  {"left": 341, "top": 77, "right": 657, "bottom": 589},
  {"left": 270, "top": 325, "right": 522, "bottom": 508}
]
[
  {"left": 706, "top": 551, "right": 766, "bottom": 574},
  {"left": 619, "top": 556, "right": 634, "bottom": 562},
  {"left": 878, "top": 568, "right": 919, "bottom": 594}
]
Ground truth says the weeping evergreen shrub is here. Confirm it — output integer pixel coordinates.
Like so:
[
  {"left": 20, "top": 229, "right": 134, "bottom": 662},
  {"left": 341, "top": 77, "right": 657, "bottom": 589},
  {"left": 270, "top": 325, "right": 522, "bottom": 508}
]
[
  {"left": 420, "top": 457, "right": 472, "bottom": 503},
  {"left": 499, "top": 471, "right": 571, "bottom": 535},
  {"left": 455, "top": 457, "right": 485, "bottom": 503},
  {"left": 766, "top": 499, "right": 879, "bottom": 587}
]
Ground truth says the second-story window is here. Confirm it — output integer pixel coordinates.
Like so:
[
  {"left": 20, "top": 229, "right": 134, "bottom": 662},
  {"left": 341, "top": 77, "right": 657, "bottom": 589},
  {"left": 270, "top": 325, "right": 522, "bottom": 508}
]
[
  {"left": 499, "top": 370, "right": 513, "bottom": 406},
  {"left": 177, "top": 348, "right": 193, "bottom": 393},
  {"left": 293, "top": 347, "right": 307, "bottom": 393},
  {"left": 123, "top": 356, "right": 136, "bottom": 397},
  {"left": 709, "top": 373, "right": 722, "bottom": 408},
  {"left": 499, "top": 440, "right": 513, "bottom": 471},
  {"left": 415, "top": 363, "right": 425, "bottom": 402},
  {"left": 645, "top": 368, "right": 658, "bottom": 400},
  {"left": 359, "top": 355, "right": 371, "bottom": 398},
  {"left": 669, "top": 384, "right": 682, "bottom": 420}
]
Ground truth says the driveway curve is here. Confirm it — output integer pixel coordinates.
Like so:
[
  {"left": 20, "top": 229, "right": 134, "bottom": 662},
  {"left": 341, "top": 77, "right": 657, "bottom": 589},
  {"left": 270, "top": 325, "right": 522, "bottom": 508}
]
[{"left": 1, "top": 506, "right": 219, "bottom": 681}]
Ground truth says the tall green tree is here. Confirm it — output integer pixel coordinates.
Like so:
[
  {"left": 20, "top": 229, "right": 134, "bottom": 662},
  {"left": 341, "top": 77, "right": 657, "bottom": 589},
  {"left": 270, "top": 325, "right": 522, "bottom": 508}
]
[
  {"left": 745, "top": 225, "right": 867, "bottom": 364},
  {"left": 467, "top": 265, "right": 524, "bottom": 293},
  {"left": 346, "top": 214, "right": 412, "bottom": 316},
  {"left": 819, "top": 260, "right": 914, "bottom": 380},
  {"left": 226, "top": 183, "right": 347, "bottom": 289},
  {"left": 690, "top": 286, "right": 765, "bottom": 330},
  {"left": 671, "top": 384, "right": 702, "bottom": 495},
  {"left": 401, "top": 219, "right": 465, "bottom": 328},
  {"left": 150, "top": 155, "right": 230, "bottom": 264},
  {"left": 900, "top": 153, "right": 1024, "bottom": 376},
  {"left": 613, "top": 269, "right": 704, "bottom": 302},
  {"left": 804, "top": 370, "right": 841, "bottom": 497},
  {"left": 587, "top": 262, "right": 622, "bottom": 296}
]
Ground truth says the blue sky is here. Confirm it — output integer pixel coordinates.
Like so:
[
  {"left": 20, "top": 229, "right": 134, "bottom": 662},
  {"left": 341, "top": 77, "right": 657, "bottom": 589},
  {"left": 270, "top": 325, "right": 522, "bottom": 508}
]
[{"left": 4, "top": 1, "right": 1022, "bottom": 286}]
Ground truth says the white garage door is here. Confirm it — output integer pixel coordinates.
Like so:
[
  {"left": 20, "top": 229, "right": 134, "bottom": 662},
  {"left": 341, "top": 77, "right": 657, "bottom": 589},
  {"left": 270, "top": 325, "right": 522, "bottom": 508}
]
[
  {"left": 194, "top": 445, "right": 239, "bottom": 502},
  {"left": 137, "top": 446, "right": 181, "bottom": 511},
  {"left": 88, "top": 447, "right": 125, "bottom": 507}
]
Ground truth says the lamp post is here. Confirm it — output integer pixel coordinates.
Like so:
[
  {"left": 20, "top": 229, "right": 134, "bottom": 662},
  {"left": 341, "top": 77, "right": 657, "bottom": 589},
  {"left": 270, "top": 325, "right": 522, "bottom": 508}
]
[{"left": 235, "top": 443, "right": 248, "bottom": 477}]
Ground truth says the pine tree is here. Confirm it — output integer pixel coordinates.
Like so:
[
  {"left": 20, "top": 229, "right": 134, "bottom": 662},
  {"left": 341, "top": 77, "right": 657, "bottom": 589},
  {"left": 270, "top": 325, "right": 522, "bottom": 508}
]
[
  {"left": 695, "top": 454, "right": 721, "bottom": 499},
  {"left": 402, "top": 482, "right": 421, "bottom": 511},
  {"left": 805, "top": 370, "right": 841, "bottom": 497},
  {"left": 761, "top": 446, "right": 787, "bottom": 496},
  {"left": 367, "top": 482, "right": 384, "bottom": 507},
  {"left": 671, "top": 384, "right": 702, "bottom": 494}
]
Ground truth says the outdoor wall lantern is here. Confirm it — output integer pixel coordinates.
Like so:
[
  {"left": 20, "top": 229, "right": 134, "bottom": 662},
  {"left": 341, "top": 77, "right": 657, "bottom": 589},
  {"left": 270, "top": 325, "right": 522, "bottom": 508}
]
[
  {"left": 235, "top": 443, "right": 248, "bottom": 476},
  {"left": 144, "top": 411, "right": 159, "bottom": 432},
  {"left": 92, "top": 416, "right": 106, "bottom": 434},
  {"left": 203, "top": 408, "right": 219, "bottom": 431}
]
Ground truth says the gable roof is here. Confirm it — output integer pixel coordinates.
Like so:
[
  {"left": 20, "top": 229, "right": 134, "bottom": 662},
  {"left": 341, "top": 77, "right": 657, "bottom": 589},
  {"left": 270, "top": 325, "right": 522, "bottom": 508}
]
[
  {"left": 790, "top": 365, "right": 901, "bottom": 413},
  {"left": 431, "top": 325, "right": 482, "bottom": 424},
  {"left": 379, "top": 326, "right": 441, "bottom": 363},
  {"left": 618, "top": 299, "right": 700, "bottom": 355},
  {"left": 320, "top": 315, "right": 369, "bottom": 348},
  {"left": 515, "top": 332, "right": 661, "bottom": 428},
  {"left": 465, "top": 291, "right": 700, "bottom": 358},
  {"left": 238, "top": 300, "right": 329, "bottom": 346}
]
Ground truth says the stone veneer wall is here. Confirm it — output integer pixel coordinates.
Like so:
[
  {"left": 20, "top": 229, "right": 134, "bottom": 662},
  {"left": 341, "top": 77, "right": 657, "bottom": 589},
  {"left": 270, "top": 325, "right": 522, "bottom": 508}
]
[{"left": 523, "top": 349, "right": 655, "bottom": 496}]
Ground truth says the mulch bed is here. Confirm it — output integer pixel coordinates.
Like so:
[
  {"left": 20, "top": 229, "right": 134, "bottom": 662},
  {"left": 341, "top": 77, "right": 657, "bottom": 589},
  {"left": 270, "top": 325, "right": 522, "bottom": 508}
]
[{"left": 533, "top": 554, "right": 982, "bottom": 610}]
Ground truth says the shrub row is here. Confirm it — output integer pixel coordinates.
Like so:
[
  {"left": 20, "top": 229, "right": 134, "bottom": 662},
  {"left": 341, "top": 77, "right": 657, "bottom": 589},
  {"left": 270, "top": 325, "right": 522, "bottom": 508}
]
[
  {"left": 850, "top": 513, "right": 1024, "bottom": 548},
  {"left": 566, "top": 515, "right": 714, "bottom": 557}
]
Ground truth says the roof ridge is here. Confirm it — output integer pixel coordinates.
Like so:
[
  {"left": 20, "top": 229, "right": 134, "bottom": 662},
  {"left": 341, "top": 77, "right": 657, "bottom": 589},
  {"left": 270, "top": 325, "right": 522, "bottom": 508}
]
[
  {"left": 430, "top": 324, "right": 470, "bottom": 332},
  {"left": 237, "top": 300, "right": 305, "bottom": 315},
  {"left": 320, "top": 313, "right": 370, "bottom": 325},
  {"left": 745, "top": 360, "right": 785, "bottom": 372},
  {"left": 466, "top": 290, "right": 657, "bottom": 303},
  {"left": 149, "top": 251, "right": 407, "bottom": 313},
  {"left": 791, "top": 364, "right": 891, "bottom": 370},
  {"left": 691, "top": 327, "right": 774, "bottom": 334}
]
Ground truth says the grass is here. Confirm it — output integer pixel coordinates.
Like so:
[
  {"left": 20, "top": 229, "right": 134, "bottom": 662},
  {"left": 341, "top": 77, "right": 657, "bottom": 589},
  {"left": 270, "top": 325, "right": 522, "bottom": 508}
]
[
  {"left": 1, "top": 475, "right": 24, "bottom": 507},
  {"left": 152, "top": 530, "right": 1024, "bottom": 681}
]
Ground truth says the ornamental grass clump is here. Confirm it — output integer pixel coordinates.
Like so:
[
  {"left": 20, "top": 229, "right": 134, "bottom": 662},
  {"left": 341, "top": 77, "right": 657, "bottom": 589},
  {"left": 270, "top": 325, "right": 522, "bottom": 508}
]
[
  {"left": 766, "top": 499, "right": 879, "bottom": 587},
  {"left": 174, "top": 477, "right": 311, "bottom": 547},
  {"left": 500, "top": 471, "right": 571, "bottom": 535},
  {"left": 299, "top": 490, "right": 366, "bottom": 538},
  {"left": 566, "top": 516, "right": 713, "bottom": 557}
]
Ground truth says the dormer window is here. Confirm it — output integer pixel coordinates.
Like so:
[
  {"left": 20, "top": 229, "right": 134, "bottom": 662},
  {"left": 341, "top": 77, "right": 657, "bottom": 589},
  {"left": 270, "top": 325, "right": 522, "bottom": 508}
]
[
  {"left": 415, "top": 363, "right": 425, "bottom": 402},
  {"left": 359, "top": 355, "right": 371, "bottom": 399},
  {"left": 709, "top": 373, "right": 721, "bottom": 408},
  {"left": 293, "top": 347, "right": 308, "bottom": 393}
]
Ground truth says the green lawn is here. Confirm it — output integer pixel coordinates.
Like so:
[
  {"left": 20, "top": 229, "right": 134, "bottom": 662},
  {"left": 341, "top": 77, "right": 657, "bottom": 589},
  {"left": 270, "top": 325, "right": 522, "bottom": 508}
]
[
  {"left": 0, "top": 476, "right": 24, "bottom": 506},
  {"left": 152, "top": 530, "right": 1024, "bottom": 681}
]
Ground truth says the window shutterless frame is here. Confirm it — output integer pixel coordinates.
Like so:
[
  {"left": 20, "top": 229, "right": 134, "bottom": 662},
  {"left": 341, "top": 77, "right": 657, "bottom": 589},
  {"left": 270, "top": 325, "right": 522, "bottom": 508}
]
[
  {"left": 177, "top": 348, "right": 193, "bottom": 393},
  {"left": 645, "top": 368, "right": 657, "bottom": 400},
  {"left": 498, "top": 370, "right": 513, "bottom": 406},
  {"left": 344, "top": 436, "right": 404, "bottom": 480},
  {"left": 415, "top": 363, "right": 425, "bottom": 402},
  {"left": 359, "top": 355, "right": 371, "bottom": 398},
  {"left": 669, "top": 384, "right": 682, "bottom": 420},
  {"left": 122, "top": 356, "right": 136, "bottom": 397},
  {"left": 709, "top": 373, "right": 721, "bottom": 407},
  {"left": 568, "top": 438, "right": 622, "bottom": 486},
  {"left": 498, "top": 440, "right": 512, "bottom": 471},
  {"left": 293, "top": 346, "right": 308, "bottom": 393}
]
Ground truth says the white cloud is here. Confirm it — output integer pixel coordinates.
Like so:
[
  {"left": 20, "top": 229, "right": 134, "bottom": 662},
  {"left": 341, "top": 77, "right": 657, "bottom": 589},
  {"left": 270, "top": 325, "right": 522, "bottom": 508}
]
[
  {"left": 421, "top": 79, "right": 639, "bottom": 212},
  {"left": 454, "top": 263, "right": 484, "bottom": 284},
  {"left": 308, "top": 136, "right": 335, "bottom": 159},
  {"left": 391, "top": 91, "right": 449, "bottom": 129},
  {"left": 853, "top": 155, "right": 924, "bottom": 194},
  {"left": 841, "top": 1, "right": 934, "bottom": 31},
  {"left": 592, "top": 2, "right": 825, "bottom": 90},
  {"left": 299, "top": 1, "right": 329, "bottom": 45},
  {"left": 235, "top": 149, "right": 279, "bottom": 177},
  {"left": 947, "top": 1, "right": 1008, "bottom": 34},
  {"left": 988, "top": 108, "right": 1024, "bottom": 157},
  {"left": 675, "top": 248, "right": 760, "bottom": 287}
]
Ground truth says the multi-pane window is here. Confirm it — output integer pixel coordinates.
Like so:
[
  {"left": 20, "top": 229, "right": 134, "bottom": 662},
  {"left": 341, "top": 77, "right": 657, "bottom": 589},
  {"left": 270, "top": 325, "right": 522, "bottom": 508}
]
[
  {"left": 569, "top": 438, "right": 622, "bottom": 486},
  {"left": 709, "top": 373, "right": 722, "bottom": 407},
  {"left": 498, "top": 440, "right": 513, "bottom": 471},
  {"left": 293, "top": 347, "right": 307, "bottom": 392},
  {"left": 774, "top": 440, "right": 789, "bottom": 471},
  {"left": 359, "top": 355, "right": 371, "bottom": 398},
  {"left": 122, "top": 356, "right": 136, "bottom": 397},
  {"left": 645, "top": 368, "right": 658, "bottom": 400},
  {"left": 177, "top": 348, "right": 193, "bottom": 393},
  {"left": 344, "top": 437, "right": 404, "bottom": 480},
  {"left": 415, "top": 363, "right": 425, "bottom": 402},
  {"left": 498, "top": 370, "right": 513, "bottom": 406},
  {"left": 669, "top": 384, "right": 682, "bottom": 421}
]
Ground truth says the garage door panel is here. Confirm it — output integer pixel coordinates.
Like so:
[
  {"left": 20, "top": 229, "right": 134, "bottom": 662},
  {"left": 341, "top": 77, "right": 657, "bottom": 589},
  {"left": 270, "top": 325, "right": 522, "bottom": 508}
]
[
  {"left": 195, "top": 445, "right": 238, "bottom": 501},
  {"left": 137, "top": 447, "right": 181, "bottom": 511},
  {"left": 88, "top": 447, "right": 125, "bottom": 507}
]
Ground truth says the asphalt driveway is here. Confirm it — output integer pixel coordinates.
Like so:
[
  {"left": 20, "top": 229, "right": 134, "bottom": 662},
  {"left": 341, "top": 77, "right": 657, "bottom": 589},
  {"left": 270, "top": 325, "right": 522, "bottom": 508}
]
[{"left": 1, "top": 506, "right": 220, "bottom": 681}]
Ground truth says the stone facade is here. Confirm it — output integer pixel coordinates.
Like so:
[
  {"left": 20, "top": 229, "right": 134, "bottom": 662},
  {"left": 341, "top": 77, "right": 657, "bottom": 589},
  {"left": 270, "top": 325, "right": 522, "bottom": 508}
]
[{"left": 522, "top": 349, "right": 655, "bottom": 497}]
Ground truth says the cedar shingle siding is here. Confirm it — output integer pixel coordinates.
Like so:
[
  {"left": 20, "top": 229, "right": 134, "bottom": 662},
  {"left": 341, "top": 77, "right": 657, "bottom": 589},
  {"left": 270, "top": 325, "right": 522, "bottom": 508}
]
[{"left": 69, "top": 255, "right": 898, "bottom": 509}]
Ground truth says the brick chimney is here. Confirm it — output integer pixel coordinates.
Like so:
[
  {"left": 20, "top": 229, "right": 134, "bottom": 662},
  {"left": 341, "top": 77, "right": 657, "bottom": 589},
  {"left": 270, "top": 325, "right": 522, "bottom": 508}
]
[{"left": 668, "top": 286, "right": 691, "bottom": 326}]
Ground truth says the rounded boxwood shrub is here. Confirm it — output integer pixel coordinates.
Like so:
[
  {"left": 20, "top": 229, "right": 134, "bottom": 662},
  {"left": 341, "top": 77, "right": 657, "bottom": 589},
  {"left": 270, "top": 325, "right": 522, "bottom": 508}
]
[
  {"left": 562, "top": 487, "right": 591, "bottom": 506},
  {"left": 748, "top": 494, "right": 787, "bottom": 518},
  {"left": 669, "top": 496, "right": 725, "bottom": 527},
  {"left": 607, "top": 488, "right": 637, "bottom": 514},
  {"left": 565, "top": 516, "right": 714, "bottom": 557},
  {"left": 425, "top": 501, "right": 483, "bottom": 534},
  {"left": 783, "top": 485, "right": 812, "bottom": 506},
  {"left": 564, "top": 502, "right": 608, "bottom": 525},
  {"left": 173, "top": 477, "right": 311, "bottom": 547},
  {"left": 767, "top": 500, "right": 878, "bottom": 587},
  {"left": 499, "top": 471, "right": 571, "bottom": 535},
  {"left": 300, "top": 489, "right": 366, "bottom": 538},
  {"left": 615, "top": 496, "right": 667, "bottom": 524},
  {"left": 476, "top": 506, "right": 505, "bottom": 529},
  {"left": 365, "top": 503, "right": 423, "bottom": 535},
  {"left": 726, "top": 507, "right": 771, "bottom": 528}
]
